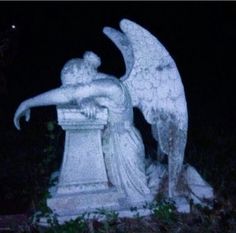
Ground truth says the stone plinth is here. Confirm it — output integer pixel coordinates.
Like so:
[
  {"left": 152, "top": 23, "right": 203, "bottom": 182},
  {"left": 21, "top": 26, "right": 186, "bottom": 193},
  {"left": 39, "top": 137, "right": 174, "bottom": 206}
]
[
  {"left": 56, "top": 106, "right": 109, "bottom": 194},
  {"left": 47, "top": 106, "right": 122, "bottom": 216}
]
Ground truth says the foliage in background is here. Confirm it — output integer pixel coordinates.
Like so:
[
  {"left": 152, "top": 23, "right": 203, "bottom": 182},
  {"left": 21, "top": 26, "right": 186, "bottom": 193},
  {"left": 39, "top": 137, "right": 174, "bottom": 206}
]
[{"left": 0, "top": 120, "right": 63, "bottom": 214}]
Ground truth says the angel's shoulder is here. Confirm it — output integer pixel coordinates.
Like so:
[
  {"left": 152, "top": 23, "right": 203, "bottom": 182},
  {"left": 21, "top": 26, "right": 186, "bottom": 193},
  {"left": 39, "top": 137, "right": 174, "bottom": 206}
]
[
  {"left": 94, "top": 73, "right": 124, "bottom": 99},
  {"left": 95, "top": 73, "right": 121, "bottom": 87},
  {"left": 96, "top": 72, "right": 117, "bottom": 81}
]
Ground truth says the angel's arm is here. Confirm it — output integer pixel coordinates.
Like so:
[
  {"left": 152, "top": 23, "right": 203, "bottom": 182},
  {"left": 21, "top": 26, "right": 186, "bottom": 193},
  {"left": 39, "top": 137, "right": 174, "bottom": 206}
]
[
  {"left": 14, "top": 86, "right": 76, "bottom": 130},
  {"left": 74, "top": 78, "right": 123, "bottom": 104},
  {"left": 14, "top": 78, "right": 122, "bottom": 130}
]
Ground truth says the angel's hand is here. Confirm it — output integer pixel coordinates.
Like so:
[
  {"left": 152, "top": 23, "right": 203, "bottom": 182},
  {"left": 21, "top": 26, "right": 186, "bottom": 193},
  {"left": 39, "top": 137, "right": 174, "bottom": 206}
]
[
  {"left": 80, "top": 99, "right": 98, "bottom": 119},
  {"left": 14, "top": 101, "right": 31, "bottom": 130}
]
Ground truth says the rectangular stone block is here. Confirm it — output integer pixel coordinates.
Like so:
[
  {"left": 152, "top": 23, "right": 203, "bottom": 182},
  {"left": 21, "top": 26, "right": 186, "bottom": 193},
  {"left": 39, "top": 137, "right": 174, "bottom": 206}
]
[
  {"left": 47, "top": 189, "right": 122, "bottom": 216},
  {"left": 57, "top": 128, "right": 109, "bottom": 194}
]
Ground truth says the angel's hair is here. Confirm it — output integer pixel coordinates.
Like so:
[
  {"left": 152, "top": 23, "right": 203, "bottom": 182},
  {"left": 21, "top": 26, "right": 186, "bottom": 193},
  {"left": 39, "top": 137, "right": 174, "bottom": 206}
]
[
  {"left": 60, "top": 58, "right": 83, "bottom": 85},
  {"left": 61, "top": 52, "right": 102, "bottom": 86},
  {"left": 83, "top": 51, "right": 101, "bottom": 69}
]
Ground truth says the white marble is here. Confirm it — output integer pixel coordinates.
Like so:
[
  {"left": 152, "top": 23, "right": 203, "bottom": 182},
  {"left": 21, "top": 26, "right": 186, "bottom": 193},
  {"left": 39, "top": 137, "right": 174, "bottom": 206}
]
[{"left": 185, "top": 165, "right": 214, "bottom": 204}]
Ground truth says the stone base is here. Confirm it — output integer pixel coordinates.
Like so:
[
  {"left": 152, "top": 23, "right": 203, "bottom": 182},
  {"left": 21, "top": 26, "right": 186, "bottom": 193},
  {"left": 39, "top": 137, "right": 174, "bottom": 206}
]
[
  {"left": 47, "top": 170, "right": 153, "bottom": 224},
  {"left": 47, "top": 188, "right": 124, "bottom": 217},
  {"left": 43, "top": 186, "right": 154, "bottom": 226},
  {"left": 39, "top": 196, "right": 192, "bottom": 226}
]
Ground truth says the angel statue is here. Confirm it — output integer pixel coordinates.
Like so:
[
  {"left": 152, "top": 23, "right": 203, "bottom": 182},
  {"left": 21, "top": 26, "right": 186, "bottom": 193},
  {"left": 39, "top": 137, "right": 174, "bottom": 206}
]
[{"left": 14, "top": 19, "right": 213, "bottom": 213}]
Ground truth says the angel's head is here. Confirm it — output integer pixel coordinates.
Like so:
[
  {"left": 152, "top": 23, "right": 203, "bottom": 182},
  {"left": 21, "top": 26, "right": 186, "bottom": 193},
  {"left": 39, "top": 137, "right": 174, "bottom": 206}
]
[{"left": 61, "top": 51, "right": 101, "bottom": 86}]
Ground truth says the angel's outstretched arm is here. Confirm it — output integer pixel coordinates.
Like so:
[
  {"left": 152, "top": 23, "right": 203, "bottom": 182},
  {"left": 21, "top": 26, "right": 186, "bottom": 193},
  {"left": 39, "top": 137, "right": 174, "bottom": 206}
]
[
  {"left": 14, "top": 86, "right": 75, "bottom": 130},
  {"left": 14, "top": 78, "right": 122, "bottom": 130}
]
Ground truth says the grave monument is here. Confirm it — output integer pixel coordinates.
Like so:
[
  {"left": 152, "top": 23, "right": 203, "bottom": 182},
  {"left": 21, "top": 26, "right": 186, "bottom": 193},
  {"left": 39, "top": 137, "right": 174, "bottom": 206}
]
[{"left": 14, "top": 19, "right": 213, "bottom": 221}]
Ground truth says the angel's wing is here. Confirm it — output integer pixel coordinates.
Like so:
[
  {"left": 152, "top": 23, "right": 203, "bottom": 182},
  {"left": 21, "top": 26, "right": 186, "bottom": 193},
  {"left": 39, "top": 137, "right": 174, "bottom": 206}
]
[
  {"left": 103, "top": 19, "right": 187, "bottom": 131},
  {"left": 103, "top": 19, "right": 188, "bottom": 198}
]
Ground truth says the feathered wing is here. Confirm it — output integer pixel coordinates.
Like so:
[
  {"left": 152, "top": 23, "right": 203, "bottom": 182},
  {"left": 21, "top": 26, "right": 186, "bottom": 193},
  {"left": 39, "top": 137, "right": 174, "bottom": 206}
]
[
  {"left": 102, "top": 27, "right": 135, "bottom": 81},
  {"left": 103, "top": 19, "right": 188, "bottom": 198}
]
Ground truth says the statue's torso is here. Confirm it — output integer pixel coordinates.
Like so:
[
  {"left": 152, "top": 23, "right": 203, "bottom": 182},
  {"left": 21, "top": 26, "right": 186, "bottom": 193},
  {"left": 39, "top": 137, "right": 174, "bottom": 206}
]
[{"left": 96, "top": 82, "right": 133, "bottom": 125}]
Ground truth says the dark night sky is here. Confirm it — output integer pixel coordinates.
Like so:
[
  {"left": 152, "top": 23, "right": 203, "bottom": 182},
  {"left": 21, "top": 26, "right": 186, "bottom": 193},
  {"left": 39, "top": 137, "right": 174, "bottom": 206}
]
[{"left": 0, "top": 2, "right": 235, "bottom": 132}]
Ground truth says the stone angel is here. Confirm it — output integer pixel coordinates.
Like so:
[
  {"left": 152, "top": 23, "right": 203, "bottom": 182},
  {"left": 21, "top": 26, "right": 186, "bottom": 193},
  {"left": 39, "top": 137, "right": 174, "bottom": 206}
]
[{"left": 14, "top": 19, "right": 213, "bottom": 213}]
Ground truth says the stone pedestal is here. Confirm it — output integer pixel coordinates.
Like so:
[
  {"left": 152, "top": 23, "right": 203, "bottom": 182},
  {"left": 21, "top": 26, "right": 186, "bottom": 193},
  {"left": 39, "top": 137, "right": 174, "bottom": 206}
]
[
  {"left": 47, "top": 106, "right": 122, "bottom": 216},
  {"left": 56, "top": 106, "right": 109, "bottom": 194}
]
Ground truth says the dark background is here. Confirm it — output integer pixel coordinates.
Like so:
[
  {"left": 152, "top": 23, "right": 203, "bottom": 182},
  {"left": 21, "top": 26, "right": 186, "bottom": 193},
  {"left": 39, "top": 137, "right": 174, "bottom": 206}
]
[{"left": 0, "top": 2, "right": 235, "bottom": 214}]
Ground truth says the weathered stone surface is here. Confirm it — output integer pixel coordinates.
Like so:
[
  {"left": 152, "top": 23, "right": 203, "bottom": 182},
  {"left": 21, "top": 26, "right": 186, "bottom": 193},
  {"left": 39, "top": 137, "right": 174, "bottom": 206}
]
[
  {"left": 185, "top": 165, "right": 214, "bottom": 204},
  {"left": 56, "top": 106, "right": 109, "bottom": 194},
  {"left": 146, "top": 161, "right": 167, "bottom": 194},
  {"left": 174, "top": 196, "right": 190, "bottom": 213},
  {"left": 47, "top": 188, "right": 122, "bottom": 216}
]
